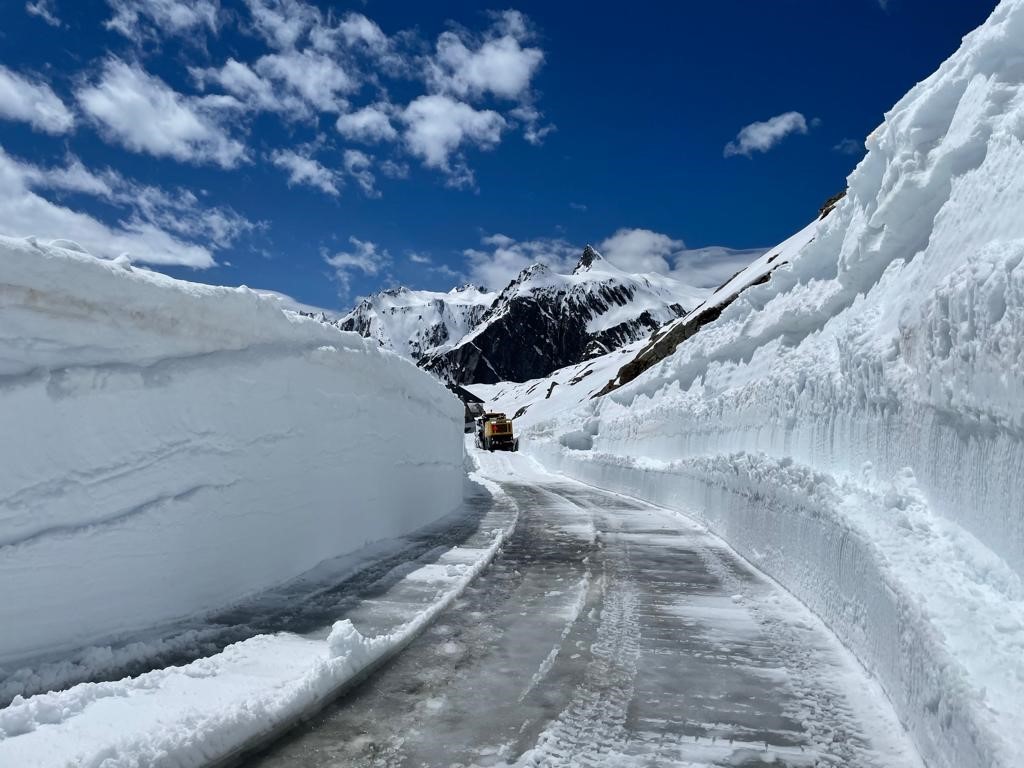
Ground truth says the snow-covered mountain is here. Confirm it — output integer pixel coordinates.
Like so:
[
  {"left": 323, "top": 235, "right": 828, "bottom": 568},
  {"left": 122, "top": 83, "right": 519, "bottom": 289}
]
[
  {"left": 336, "top": 284, "right": 496, "bottom": 361},
  {"left": 419, "top": 246, "right": 706, "bottom": 384}
]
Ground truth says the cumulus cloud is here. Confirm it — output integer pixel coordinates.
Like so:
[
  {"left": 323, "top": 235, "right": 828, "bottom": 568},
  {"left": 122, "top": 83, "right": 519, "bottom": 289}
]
[
  {"left": 0, "top": 147, "right": 259, "bottom": 267},
  {"left": 401, "top": 94, "right": 505, "bottom": 187},
  {"left": 598, "top": 228, "right": 684, "bottom": 274},
  {"left": 78, "top": 58, "right": 246, "bottom": 168},
  {"left": 196, "top": 51, "right": 355, "bottom": 118},
  {"left": 105, "top": 0, "right": 219, "bottom": 41},
  {"left": 429, "top": 25, "right": 543, "bottom": 101},
  {"left": 0, "top": 65, "right": 75, "bottom": 134},
  {"left": 188, "top": 3, "right": 549, "bottom": 186},
  {"left": 463, "top": 234, "right": 578, "bottom": 290},
  {"left": 254, "top": 49, "right": 355, "bottom": 113},
  {"left": 325, "top": 236, "right": 390, "bottom": 296},
  {"left": 269, "top": 147, "right": 341, "bottom": 195},
  {"left": 336, "top": 104, "right": 398, "bottom": 143},
  {"left": 724, "top": 111, "right": 809, "bottom": 158},
  {"left": 424, "top": 9, "right": 551, "bottom": 148},
  {"left": 25, "top": 0, "right": 60, "bottom": 26}
]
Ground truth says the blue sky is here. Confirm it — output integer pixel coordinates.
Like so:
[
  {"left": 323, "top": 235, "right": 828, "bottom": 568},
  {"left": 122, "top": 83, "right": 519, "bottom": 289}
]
[{"left": 0, "top": 0, "right": 998, "bottom": 312}]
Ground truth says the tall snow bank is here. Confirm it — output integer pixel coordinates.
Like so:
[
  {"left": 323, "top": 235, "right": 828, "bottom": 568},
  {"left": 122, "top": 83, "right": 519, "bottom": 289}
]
[
  {"left": 518, "top": 3, "right": 1024, "bottom": 767},
  {"left": 0, "top": 236, "right": 464, "bottom": 667}
]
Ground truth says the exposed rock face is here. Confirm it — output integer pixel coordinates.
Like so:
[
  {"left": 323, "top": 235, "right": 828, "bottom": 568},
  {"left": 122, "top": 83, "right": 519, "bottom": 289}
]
[{"left": 418, "top": 247, "right": 701, "bottom": 385}]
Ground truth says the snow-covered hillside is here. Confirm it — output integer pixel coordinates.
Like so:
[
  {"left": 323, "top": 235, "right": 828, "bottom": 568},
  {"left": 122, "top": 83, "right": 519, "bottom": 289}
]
[
  {"left": 0, "top": 236, "right": 464, "bottom": 669},
  {"left": 421, "top": 246, "right": 706, "bottom": 384},
  {"left": 336, "top": 284, "right": 496, "bottom": 361},
  {"left": 480, "top": 3, "right": 1024, "bottom": 767}
]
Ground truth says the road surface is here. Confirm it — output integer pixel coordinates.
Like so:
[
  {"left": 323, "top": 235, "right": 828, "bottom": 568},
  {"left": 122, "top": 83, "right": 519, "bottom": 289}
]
[{"left": 251, "top": 451, "right": 920, "bottom": 768}]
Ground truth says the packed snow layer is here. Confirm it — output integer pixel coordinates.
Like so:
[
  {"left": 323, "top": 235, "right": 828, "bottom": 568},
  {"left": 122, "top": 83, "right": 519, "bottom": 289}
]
[
  {"left": 0, "top": 450, "right": 519, "bottom": 768},
  {"left": 504, "top": 3, "right": 1024, "bottom": 767},
  {"left": 0, "top": 235, "right": 464, "bottom": 668}
]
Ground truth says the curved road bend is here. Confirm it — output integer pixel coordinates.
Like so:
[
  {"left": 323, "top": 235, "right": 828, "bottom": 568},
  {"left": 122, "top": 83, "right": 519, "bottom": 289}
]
[{"left": 252, "top": 452, "right": 921, "bottom": 768}]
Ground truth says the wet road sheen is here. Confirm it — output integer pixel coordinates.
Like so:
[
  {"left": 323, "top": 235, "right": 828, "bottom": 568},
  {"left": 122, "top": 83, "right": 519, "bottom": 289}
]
[{"left": 251, "top": 461, "right": 919, "bottom": 768}]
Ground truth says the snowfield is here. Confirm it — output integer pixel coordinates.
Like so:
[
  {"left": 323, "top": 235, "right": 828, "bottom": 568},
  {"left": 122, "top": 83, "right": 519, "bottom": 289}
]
[
  {"left": 476, "top": 3, "right": 1024, "bottom": 768},
  {"left": 0, "top": 235, "right": 465, "bottom": 670}
]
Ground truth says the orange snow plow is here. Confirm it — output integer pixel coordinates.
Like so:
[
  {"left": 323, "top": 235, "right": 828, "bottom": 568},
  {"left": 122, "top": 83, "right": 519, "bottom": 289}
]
[{"left": 475, "top": 412, "right": 518, "bottom": 451}]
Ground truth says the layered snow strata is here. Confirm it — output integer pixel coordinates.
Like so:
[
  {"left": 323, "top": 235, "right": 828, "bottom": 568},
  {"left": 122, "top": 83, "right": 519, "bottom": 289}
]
[{"left": 0, "top": 235, "right": 464, "bottom": 667}]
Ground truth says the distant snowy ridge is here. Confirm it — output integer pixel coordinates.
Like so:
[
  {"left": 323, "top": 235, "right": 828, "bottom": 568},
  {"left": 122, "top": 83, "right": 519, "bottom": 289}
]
[
  {"left": 420, "top": 245, "right": 706, "bottom": 384},
  {"left": 481, "top": 3, "right": 1024, "bottom": 767},
  {"left": 0, "top": 235, "right": 464, "bottom": 667},
  {"left": 336, "top": 283, "right": 496, "bottom": 361}
]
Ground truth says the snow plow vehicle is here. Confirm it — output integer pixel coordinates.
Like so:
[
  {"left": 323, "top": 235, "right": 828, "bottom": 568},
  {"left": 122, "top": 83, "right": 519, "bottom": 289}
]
[{"left": 476, "top": 412, "right": 518, "bottom": 451}]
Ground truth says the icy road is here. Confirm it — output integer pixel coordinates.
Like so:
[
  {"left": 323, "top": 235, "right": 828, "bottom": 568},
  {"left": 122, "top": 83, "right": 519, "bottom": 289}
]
[{"left": 252, "top": 451, "right": 921, "bottom": 768}]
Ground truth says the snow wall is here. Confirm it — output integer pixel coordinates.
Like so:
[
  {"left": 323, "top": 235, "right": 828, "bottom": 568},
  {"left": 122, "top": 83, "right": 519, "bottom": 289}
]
[
  {"left": 524, "top": 3, "right": 1024, "bottom": 767},
  {"left": 0, "top": 236, "right": 464, "bottom": 668}
]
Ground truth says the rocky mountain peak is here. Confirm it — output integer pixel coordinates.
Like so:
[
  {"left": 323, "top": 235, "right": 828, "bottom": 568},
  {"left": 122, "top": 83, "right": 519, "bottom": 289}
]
[{"left": 573, "top": 245, "right": 603, "bottom": 274}]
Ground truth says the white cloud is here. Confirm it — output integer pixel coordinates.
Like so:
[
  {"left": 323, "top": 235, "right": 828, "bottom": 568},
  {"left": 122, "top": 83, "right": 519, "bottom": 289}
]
[
  {"left": 509, "top": 104, "right": 554, "bottom": 145},
  {"left": 379, "top": 159, "right": 409, "bottom": 179},
  {"left": 462, "top": 226, "right": 766, "bottom": 292},
  {"left": 197, "top": 50, "right": 355, "bottom": 117},
  {"left": 25, "top": 0, "right": 60, "bottom": 26},
  {"left": 464, "top": 234, "right": 577, "bottom": 290},
  {"left": 269, "top": 147, "right": 341, "bottom": 196},
  {"left": 18, "top": 152, "right": 256, "bottom": 250},
  {"left": 431, "top": 33, "right": 542, "bottom": 101},
  {"left": 245, "top": 0, "right": 317, "bottom": 50},
  {"left": 78, "top": 59, "right": 246, "bottom": 168},
  {"left": 428, "top": 12, "right": 543, "bottom": 102},
  {"left": 724, "top": 111, "right": 809, "bottom": 158},
  {"left": 325, "top": 236, "right": 390, "bottom": 296},
  {"left": 343, "top": 149, "right": 378, "bottom": 197},
  {"left": 336, "top": 104, "right": 397, "bottom": 143},
  {"left": 254, "top": 49, "right": 355, "bottom": 113},
  {"left": 834, "top": 137, "right": 864, "bottom": 155},
  {"left": 408, "top": 252, "right": 431, "bottom": 264},
  {"left": 0, "top": 65, "right": 75, "bottom": 134},
  {"left": 598, "top": 228, "right": 684, "bottom": 274},
  {"left": 105, "top": 0, "right": 219, "bottom": 41},
  {"left": 670, "top": 246, "right": 767, "bottom": 288},
  {"left": 599, "top": 227, "right": 766, "bottom": 287},
  {"left": 193, "top": 59, "right": 289, "bottom": 114},
  {"left": 401, "top": 94, "right": 505, "bottom": 186},
  {"left": 338, "top": 13, "right": 388, "bottom": 52},
  {"left": 0, "top": 147, "right": 233, "bottom": 267}
]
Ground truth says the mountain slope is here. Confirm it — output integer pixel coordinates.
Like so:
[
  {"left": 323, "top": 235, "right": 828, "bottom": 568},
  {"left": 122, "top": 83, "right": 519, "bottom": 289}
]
[
  {"left": 336, "top": 284, "right": 496, "bottom": 361},
  {"left": 419, "top": 246, "right": 706, "bottom": 385}
]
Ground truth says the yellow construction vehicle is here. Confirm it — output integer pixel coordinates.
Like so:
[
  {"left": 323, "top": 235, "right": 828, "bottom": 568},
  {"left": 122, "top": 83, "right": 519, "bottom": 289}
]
[{"left": 475, "top": 412, "right": 518, "bottom": 451}]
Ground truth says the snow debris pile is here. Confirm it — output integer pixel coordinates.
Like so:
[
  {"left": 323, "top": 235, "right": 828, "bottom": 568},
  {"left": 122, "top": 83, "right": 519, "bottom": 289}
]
[
  {"left": 489, "top": 3, "right": 1024, "bottom": 767},
  {"left": 0, "top": 235, "right": 464, "bottom": 668}
]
